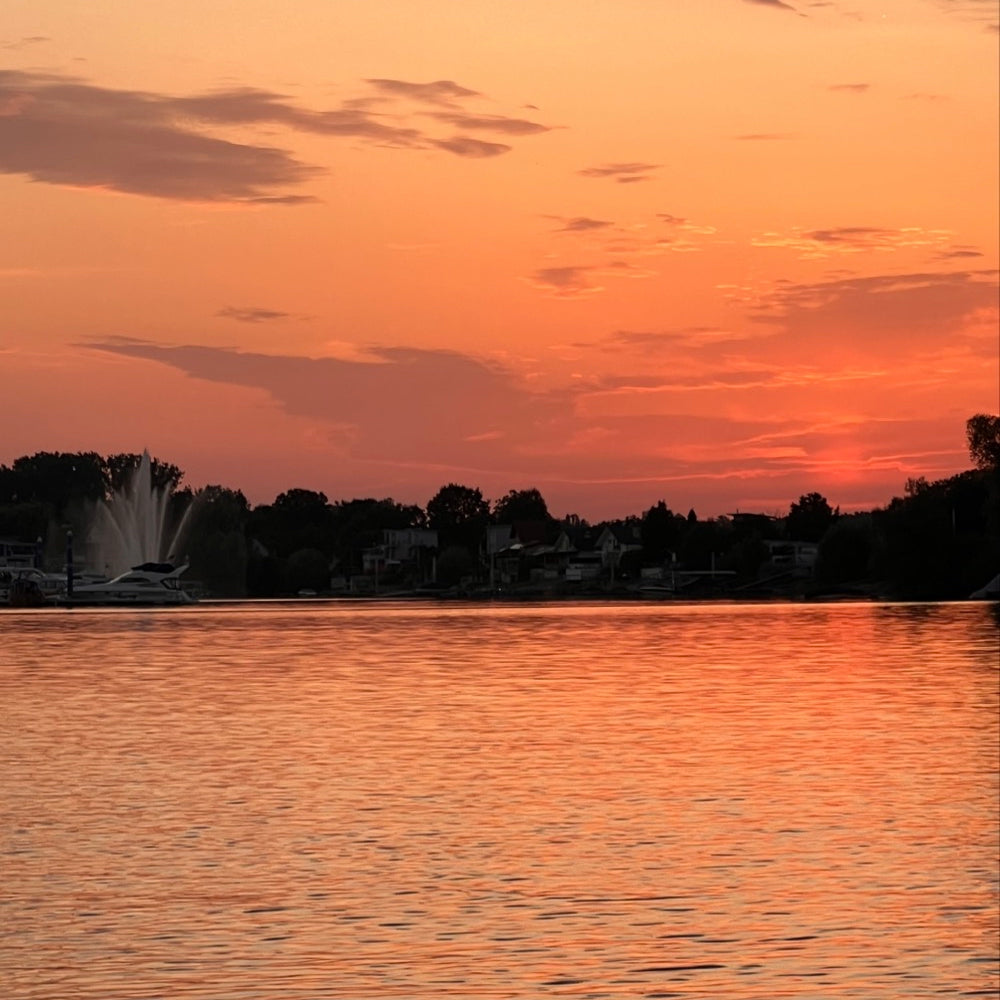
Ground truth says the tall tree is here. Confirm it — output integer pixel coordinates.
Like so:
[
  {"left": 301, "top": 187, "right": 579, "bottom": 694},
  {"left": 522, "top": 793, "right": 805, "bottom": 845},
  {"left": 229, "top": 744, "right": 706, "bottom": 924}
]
[
  {"left": 427, "top": 484, "right": 489, "bottom": 532},
  {"left": 183, "top": 485, "right": 251, "bottom": 597},
  {"left": 249, "top": 488, "right": 334, "bottom": 559},
  {"left": 640, "top": 500, "right": 678, "bottom": 564},
  {"left": 426, "top": 483, "right": 490, "bottom": 553},
  {"left": 0, "top": 452, "right": 106, "bottom": 512},
  {"left": 492, "top": 488, "right": 551, "bottom": 524},
  {"left": 966, "top": 413, "right": 1000, "bottom": 471},
  {"left": 189, "top": 485, "right": 250, "bottom": 534},
  {"left": 786, "top": 492, "right": 838, "bottom": 542},
  {"left": 272, "top": 487, "right": 329, "bottom": 513},
  {"left": 329, "top": 498, "right": 427, "bottom": 577}
]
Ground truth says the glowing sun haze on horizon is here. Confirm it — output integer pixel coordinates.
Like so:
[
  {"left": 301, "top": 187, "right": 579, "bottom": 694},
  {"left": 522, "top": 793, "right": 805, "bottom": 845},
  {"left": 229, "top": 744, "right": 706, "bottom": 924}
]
[{"left": 1, "top": 0, "right": 997, "bottom": 519}]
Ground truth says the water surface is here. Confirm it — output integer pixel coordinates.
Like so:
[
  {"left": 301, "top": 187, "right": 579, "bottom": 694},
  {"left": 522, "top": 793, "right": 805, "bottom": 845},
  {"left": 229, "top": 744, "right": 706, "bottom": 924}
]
[{"left": 2, "top": 601, "right": 997, "bottom": 998}]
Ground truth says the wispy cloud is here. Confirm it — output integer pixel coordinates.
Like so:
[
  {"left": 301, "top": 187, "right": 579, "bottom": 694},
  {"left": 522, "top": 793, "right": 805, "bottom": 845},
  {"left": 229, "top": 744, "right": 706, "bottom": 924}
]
[
  {"left": 743, "top": 0, "right": 806, "bottom": 15},
  {"left": 217, "top": 306, "right": 293, "bottom": 324},
  {"left": 734, "top": 132, "right": 796, "bottom": 141},
  {"left": 934, "top": 245, "right": 984, "bottom": 260},
  {"left": 555, "top": 216, "right": 614, "bottom": 232},
  {"left": 579, "top": 162, "right": 660, "bottom": 183},
  {"left": 81, "top": 338, "right": 565, "bottom": 475},
  {"left": 0, "top": 71, "right": 320, "bottom": 202},
  {"left": 430, "top": 135, "right": 511, "bottom": 157},
  {"left": 1, "top": 35, "right": 49, "bottom": 50},
  {"left": 527, "top": 209, "right": 717, "bottom": 298},
  {"left": 0, "top": 71, "right": 550, "bottom": 202},
  {"left": 752, "top": 225, "right": 953, "bottom": 257},
  {"left": 828, "top": 83, "right": 870, "bottom": 93},
  {"left": 528, "top": 266, "right": 602, "bottom": 297},
  {"left": 527, "top": 256, "right": 663, "bottom": 297},
  {"left": 589, "top": 326, "right": 750, "bottom": 352},
  {"left": 931, "top": 0, "right": 999, "bottom": 31},
  {"left": 365, "top": 78, "right": 481, "bottom": 104},
  {"left": 426, "top": 111, "right": 551, "bottom": 135},
  {"left": 750, "top": 269, "right": 999, "bottom": 346}
]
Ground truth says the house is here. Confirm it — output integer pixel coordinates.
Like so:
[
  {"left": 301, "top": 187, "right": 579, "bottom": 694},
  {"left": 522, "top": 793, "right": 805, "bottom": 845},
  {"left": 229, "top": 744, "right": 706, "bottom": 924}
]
[
  {"left": 362, "top": 528, "right": 438, "bottom": 584},
  {"left": 0, "top": 539, "right": 39, "bottom": 569},
  {"left": 557, "top": 522, "right": 644, "bottom": 584},
  {"left": 594, "top": 523, "right": 643, "bottom": 577},
  {"left": 763, "top": 539, "right": 818, "bottom": 575},
  {"left": 486, "top": 521, "right": 558, "bottom": 585}
]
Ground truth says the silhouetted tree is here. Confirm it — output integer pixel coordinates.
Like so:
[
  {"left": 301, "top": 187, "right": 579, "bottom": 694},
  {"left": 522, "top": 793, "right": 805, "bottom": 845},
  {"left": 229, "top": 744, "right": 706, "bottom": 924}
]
[
  {"left": 786, "top": 492, "right": 837, "bottom": 542},
  {"left": 816, "top": 514, "right": 875, "bottom": 585},
  {"left": 183, "top": 486, "right": 251, "bottom": 596},
  {"left": 274, "top": 487, "right": 330, "bottom": 513},
  {"left": 966, "top": 413, "right": 1000, "bottom": 471},
  {"left": 330, "top": 498, "right": 426, "bottom": 577},
  {"left": 436, "top": 544, "right": 475, "bottom": 586},
  {"left": 427, "top": 483, "right": 490, "bottom": 550},
  {"left": 248, "top": 488, "right": 334, "bottom": 560},
  {"left": 190, "top": 486, "right": 250, "bottom": 532},
  {"left": 246, "top": 549, "right": 281, "bottom": 598},
  {"left": 872, "top": 471, "right": 998, "bottom": 599},
  {"left": 284, "top": 547, "right": 330, "bottom": 594},
  {"left": 427, "top": 483, "right": 489, "bottom": 529},
  {"left": 492, "top": 488, "right": 551, "bottom": 523},
  {"left": 0, "top": 451, "right": 106, "bottom": 513},
  {"left": 678, "top": 518, "right": 732, "bottom": 569},
  {"left": 0, "top": 503, "right": 49, "bottom": 543},
  {"left": 640, "top": 500, "right": 679, "bottom": 564}
]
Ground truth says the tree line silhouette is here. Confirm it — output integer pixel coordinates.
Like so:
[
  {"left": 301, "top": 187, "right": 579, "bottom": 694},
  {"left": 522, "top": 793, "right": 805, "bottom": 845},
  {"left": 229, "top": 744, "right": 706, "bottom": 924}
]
[{"left": 1, "top": 415, "right": 997, "bottom": 600}]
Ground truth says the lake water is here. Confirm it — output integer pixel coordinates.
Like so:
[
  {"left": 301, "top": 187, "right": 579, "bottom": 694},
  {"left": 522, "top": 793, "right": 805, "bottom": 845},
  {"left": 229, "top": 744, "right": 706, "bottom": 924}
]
[{"left": 1, "top": 600, "right": 997, "bottom": 999}]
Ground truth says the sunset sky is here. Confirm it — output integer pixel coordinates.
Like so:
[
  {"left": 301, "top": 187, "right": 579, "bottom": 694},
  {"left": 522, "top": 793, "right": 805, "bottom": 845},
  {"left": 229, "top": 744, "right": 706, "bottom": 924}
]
[{"left": 2, "top": 0, "right": 997, "bottom": 520}]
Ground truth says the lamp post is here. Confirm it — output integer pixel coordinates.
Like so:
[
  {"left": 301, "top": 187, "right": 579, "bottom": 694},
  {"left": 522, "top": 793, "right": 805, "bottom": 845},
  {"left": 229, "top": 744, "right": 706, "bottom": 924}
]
[{"left": 65, "top": 529, "right": 74, "bottom": 600}]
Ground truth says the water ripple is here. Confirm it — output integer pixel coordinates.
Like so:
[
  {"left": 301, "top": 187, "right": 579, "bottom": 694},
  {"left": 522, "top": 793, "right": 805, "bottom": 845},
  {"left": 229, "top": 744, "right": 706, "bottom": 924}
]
[{"left": 1, "top": 600, "right": 997, "bottom": 998}]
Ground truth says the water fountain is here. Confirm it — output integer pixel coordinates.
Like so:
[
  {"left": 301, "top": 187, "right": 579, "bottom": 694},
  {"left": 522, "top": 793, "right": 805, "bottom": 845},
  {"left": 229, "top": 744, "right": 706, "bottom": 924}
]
[{"left": 87, "top": 451, "right": 193, "bottom": 578}]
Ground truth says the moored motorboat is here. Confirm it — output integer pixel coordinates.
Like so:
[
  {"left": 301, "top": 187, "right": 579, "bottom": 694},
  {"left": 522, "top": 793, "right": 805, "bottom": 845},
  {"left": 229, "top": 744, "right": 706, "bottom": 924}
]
[
  {"left": 1, "top": 566, "right": 70, "bottom": 606},
  {"left": 969, "top": 573, "right": 1000, "bottom": 601},
  {"left": 65, "top": 562, "right": 196, "bottom": 606}
]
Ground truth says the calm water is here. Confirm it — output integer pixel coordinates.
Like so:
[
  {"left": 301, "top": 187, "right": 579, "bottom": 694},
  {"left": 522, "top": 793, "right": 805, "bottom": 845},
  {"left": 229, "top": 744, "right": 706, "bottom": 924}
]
[{"left": 1, "top": 600, "right": 997, "bottom": 999}]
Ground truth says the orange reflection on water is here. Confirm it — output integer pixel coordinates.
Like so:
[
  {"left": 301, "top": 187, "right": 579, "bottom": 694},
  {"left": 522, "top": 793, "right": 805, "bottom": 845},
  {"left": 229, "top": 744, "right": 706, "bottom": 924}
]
[{"left": 1, "top": 600, "right": 997, "bottom": 998}]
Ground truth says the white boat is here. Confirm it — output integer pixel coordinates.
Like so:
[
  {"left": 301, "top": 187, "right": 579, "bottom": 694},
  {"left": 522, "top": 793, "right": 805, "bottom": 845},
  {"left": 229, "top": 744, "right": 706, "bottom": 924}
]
[
  {"left": 969, "top": 573, "right": 1000, "bottom": 601},
  {"left": 66, "top": 562, "right": 196, "bottom": 606}
]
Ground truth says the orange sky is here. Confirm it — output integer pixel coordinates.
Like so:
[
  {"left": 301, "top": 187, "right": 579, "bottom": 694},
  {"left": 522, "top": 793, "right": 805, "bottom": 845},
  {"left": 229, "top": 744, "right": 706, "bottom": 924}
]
[{"left": 2, "top": 0, "right": 997, "bottom": 520}]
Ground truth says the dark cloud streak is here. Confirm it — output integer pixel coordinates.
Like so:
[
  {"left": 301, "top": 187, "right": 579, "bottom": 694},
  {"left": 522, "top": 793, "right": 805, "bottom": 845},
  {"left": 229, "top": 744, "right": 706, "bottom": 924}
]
[
  {"left": 743, "top": 0, "right": 805, "bottom": 14},
  {"left": 750, "top": 269, "right": 999, "bottom": 343},
  {"left": 427, "top": 111, "right": 551, "bottom": 135},
  {"left": 217, "top": 306, "right": 292, "bottom": 323},
  {"left": 430, "top": 135, "right": 511, "bottom": 157},
  {"left": 0, "top": 72, "right": 316, "bottom": 201},
  {"left": 365, "top": 79, "right": 481, "bottom": 104},
  {"left": 82, "top": 339, "right": 563, "bottom": 470},
  {"left": 0, "top": 71, "right": 546, "bottom": 202},
  {"left": 558, "top": 217, "right": 613, "bottom": 232},
  {"left": 579, "top": 162, "right": 660, "bottom": 183},
  {"left": 2, "top": 35, "right": 49, "bottom": 50}
]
